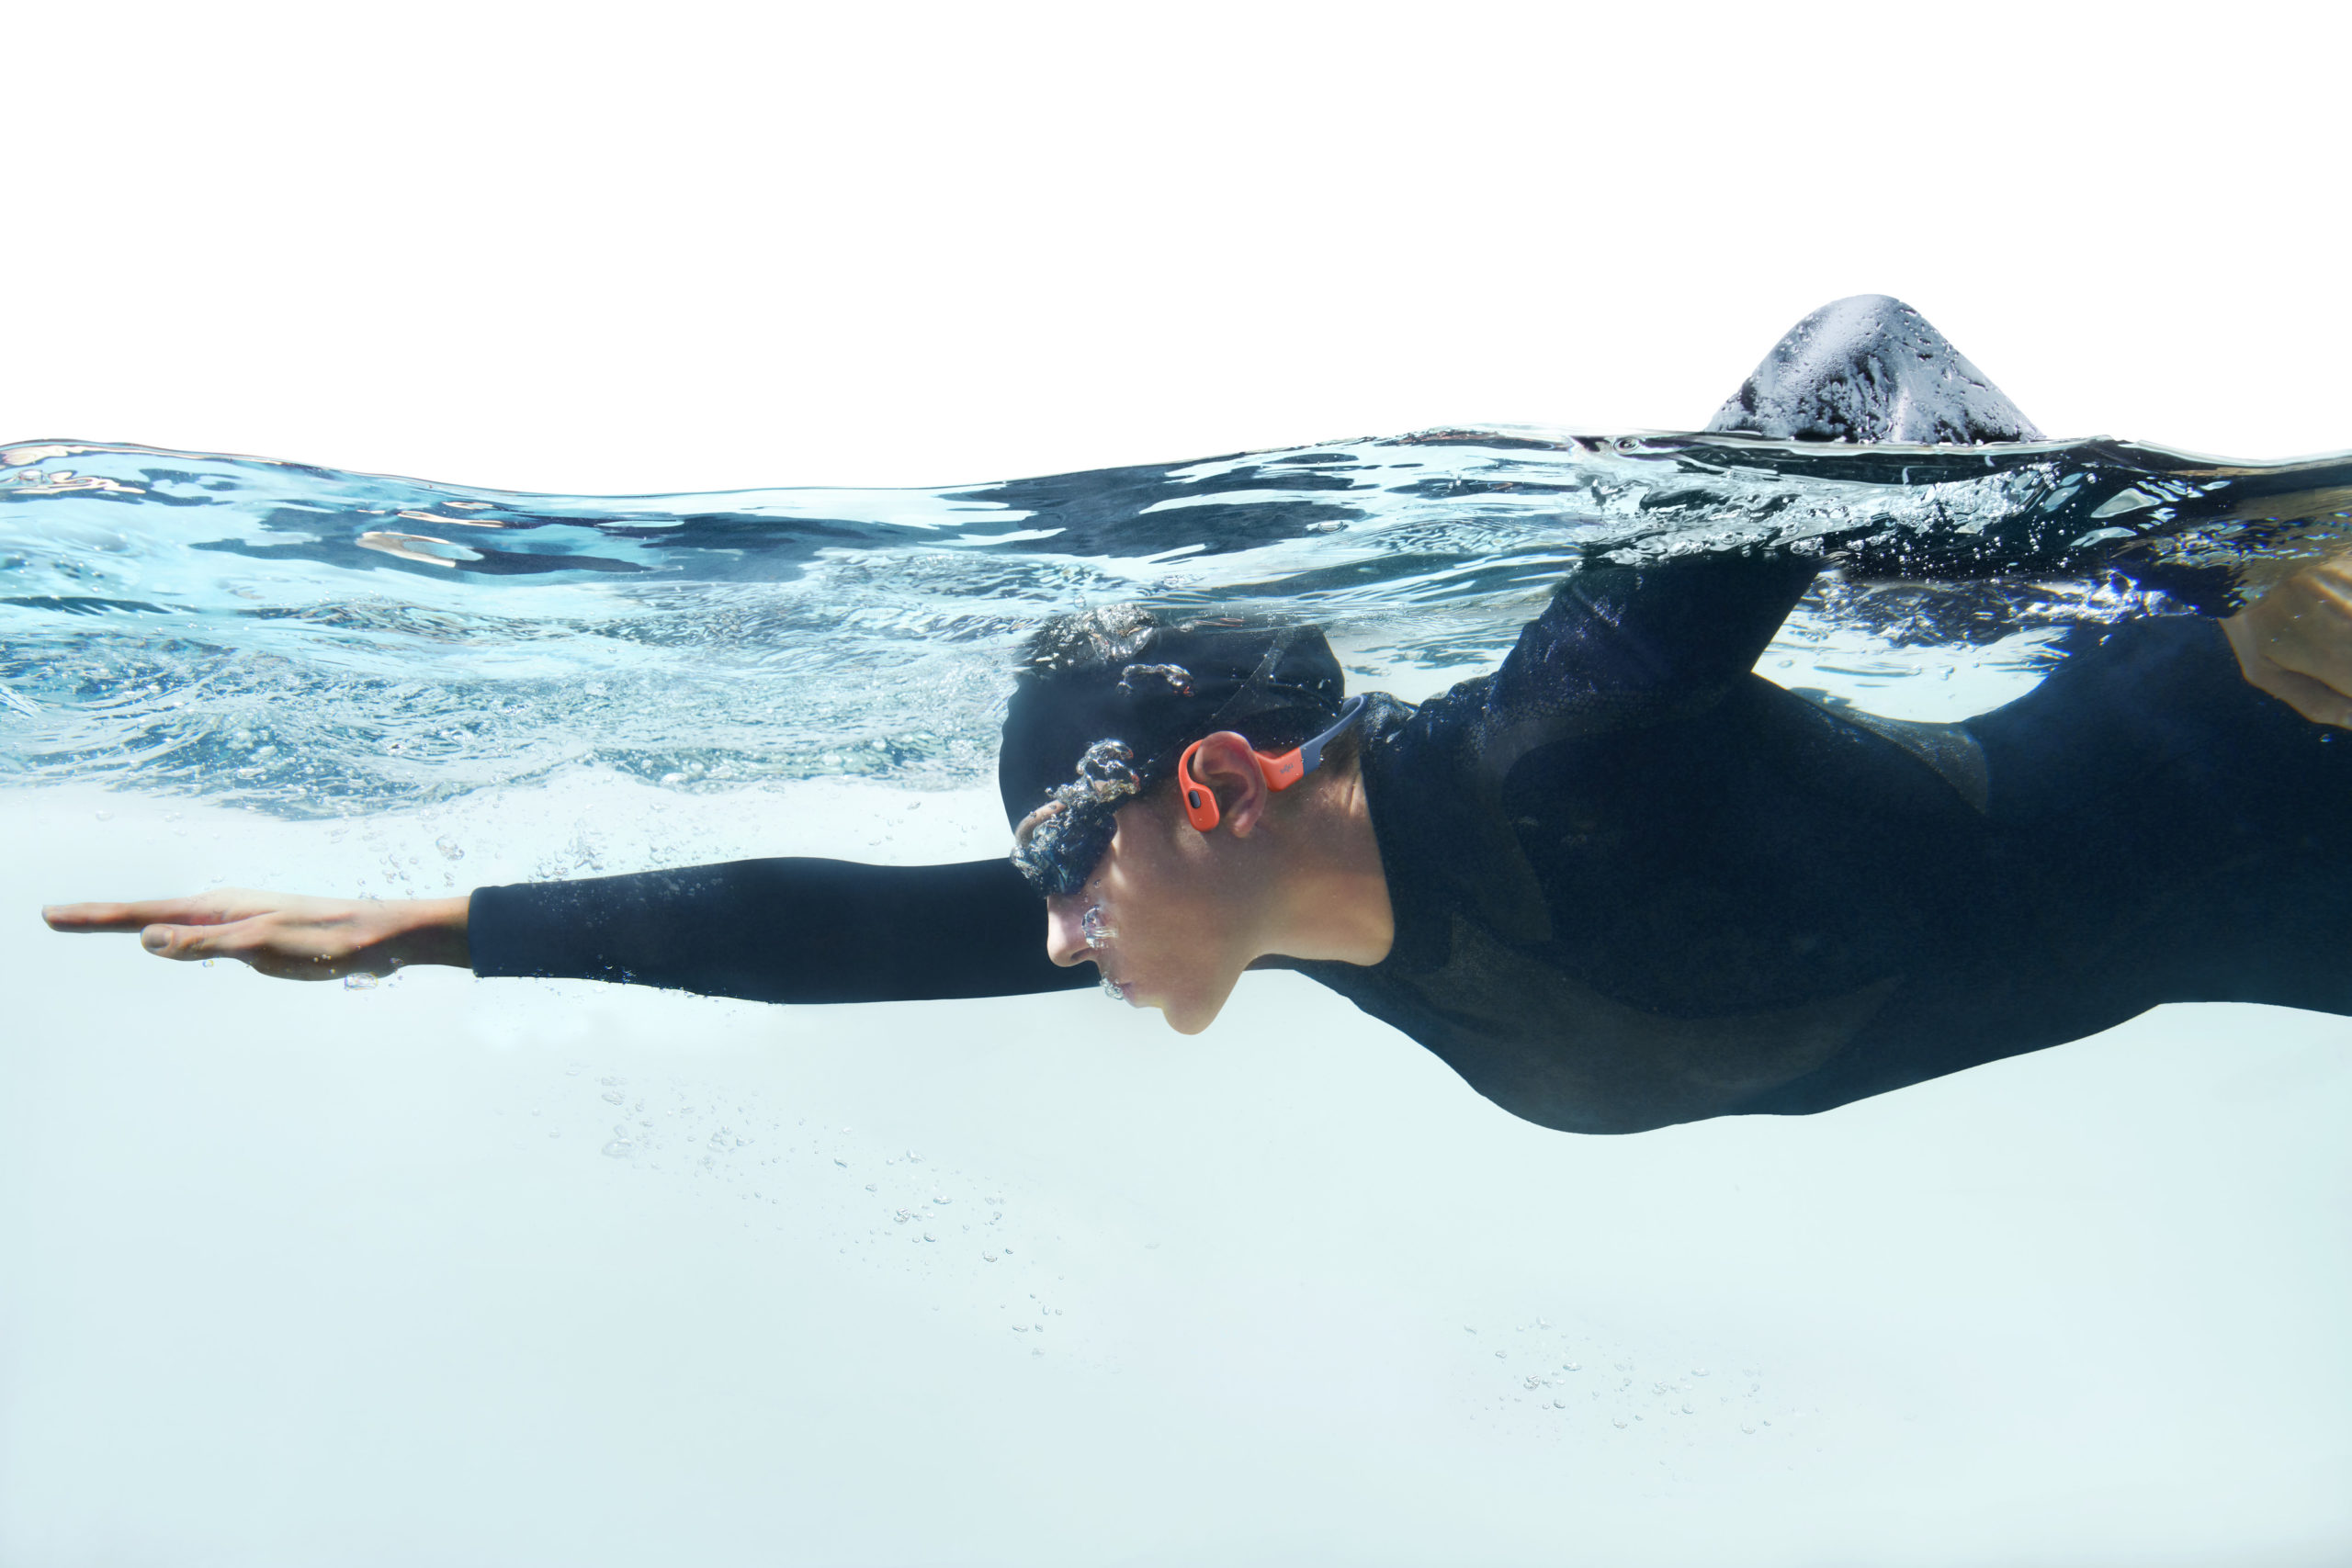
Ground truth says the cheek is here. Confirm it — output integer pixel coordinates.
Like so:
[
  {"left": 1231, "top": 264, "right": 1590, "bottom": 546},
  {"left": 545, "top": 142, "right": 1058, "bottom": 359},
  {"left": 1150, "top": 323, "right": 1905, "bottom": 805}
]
[
  {"left": 1113, "top": 891, "right": 1224, "bottom": 990},
  {"left": 1094, "top": 814, "right": 1221, "bottom": 980}
]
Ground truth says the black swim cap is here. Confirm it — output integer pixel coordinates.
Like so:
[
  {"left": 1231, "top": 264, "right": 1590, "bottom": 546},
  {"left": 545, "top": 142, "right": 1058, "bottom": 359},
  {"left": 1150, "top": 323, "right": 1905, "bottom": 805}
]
[{"left": 1000, "top": 607, "right": 1347, "bottom": 893}]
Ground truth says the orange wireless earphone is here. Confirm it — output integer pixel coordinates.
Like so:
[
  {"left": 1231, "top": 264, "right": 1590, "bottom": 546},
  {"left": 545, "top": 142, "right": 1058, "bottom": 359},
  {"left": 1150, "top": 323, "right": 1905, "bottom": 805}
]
[{"left": 1175, "top": 694, "right": 1367, "bottom": 832}]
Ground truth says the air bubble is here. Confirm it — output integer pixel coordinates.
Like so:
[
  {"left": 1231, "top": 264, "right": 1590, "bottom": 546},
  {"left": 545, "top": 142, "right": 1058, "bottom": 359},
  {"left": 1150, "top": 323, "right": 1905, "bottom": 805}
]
[{"left": 602, "top": 1140, "right": 633, "bottom": 1157}]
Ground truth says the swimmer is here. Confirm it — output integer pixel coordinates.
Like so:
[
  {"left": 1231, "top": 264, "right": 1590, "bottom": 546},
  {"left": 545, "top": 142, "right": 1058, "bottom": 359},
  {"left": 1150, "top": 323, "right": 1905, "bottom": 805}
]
[{"left": 45, "top": 297, "right": 2352, "bottom": 1133}]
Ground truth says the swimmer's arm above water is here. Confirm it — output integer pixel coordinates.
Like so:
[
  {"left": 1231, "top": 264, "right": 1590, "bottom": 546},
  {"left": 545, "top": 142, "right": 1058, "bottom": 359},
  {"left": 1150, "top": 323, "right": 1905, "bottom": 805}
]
[{"left": 40, "top": 889, "right": 470, "bottom": 979}]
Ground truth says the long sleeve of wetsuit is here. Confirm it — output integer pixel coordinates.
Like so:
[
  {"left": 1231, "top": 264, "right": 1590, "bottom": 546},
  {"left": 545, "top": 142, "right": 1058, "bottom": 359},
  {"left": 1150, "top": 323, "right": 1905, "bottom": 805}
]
[
  {"left": 467, "top": 856, "right": 1096, "bottom": 1004},
  {"left": 1463, "top": 547, "right": 1826, "bottom": 763}
]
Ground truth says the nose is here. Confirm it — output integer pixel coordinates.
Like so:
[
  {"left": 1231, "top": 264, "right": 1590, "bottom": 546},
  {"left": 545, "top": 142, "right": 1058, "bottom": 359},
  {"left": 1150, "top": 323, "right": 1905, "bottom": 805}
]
[{"left": 1043, "top": 895, "right": 1092, "bottom": 967}]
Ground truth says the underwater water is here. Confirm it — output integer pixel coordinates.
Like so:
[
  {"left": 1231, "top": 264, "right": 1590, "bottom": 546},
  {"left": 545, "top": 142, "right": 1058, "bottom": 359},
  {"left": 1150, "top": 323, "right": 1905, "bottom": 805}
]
[{"left": 6, "top": 430, "right": 2352, "bottom": 1565}]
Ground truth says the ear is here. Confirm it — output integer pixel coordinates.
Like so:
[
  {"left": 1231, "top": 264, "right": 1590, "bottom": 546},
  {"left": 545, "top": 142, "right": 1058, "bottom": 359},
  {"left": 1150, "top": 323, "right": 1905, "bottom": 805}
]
[{"left": 1182, "top": 731, "right": 1272, "bottom": 838}]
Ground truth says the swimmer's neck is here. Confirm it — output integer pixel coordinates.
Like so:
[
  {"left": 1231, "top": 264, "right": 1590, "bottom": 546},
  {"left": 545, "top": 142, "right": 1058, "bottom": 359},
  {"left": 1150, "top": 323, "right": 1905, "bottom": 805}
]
[{"left": 1252, "top": 760, "right": 1394, "bottom": 969}]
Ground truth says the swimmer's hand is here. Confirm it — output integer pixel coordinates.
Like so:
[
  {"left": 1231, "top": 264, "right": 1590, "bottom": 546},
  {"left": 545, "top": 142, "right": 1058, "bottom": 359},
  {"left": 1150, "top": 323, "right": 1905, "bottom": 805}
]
[
  {"left": 2223, "top": 550, "right": 2352, "bottom": 728},
  {"left": 40, "top": 890, "right": 469, "bottom": 980}
]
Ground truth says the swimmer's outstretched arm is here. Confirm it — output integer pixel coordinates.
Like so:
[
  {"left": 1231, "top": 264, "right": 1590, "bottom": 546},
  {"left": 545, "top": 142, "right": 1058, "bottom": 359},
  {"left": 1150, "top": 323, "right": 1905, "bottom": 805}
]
[
  {"left": 42, "top": 856, "right": 1094, "bottom": 1004},
  {"left": 461, "top": 856, "right": 1088, "bottom": 1003},
  {"left": 41, "top": 889, "right": 470, "bottom": 979}
]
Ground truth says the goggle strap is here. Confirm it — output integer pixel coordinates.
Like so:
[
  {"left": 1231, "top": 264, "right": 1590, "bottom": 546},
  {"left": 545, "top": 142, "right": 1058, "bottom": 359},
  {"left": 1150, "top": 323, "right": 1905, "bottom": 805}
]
[{"left": 1291, "top": 694, "right": 1368, "bottom": 775}]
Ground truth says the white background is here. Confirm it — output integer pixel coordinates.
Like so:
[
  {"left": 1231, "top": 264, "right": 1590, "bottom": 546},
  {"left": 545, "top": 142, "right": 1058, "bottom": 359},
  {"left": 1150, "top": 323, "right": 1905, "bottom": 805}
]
[
  {"left": 8, "top": 3, "right": 2351, "bottom": 491},
  {"left": 6, "top": 4, "right": 2352, "bottom": 1565}
]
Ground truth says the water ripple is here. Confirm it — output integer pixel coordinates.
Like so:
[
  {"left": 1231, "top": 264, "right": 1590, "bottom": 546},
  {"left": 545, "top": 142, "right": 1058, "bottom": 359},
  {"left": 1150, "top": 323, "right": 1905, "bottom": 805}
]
[{"left": 3, "top": 430, "right": 2346, "bottom": 813}]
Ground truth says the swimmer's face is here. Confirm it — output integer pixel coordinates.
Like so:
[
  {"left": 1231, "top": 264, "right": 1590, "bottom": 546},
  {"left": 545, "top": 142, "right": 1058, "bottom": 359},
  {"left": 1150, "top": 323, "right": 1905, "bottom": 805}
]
[{"left": 1042, "top": 784, "right": 1261, "bottom": 1034}]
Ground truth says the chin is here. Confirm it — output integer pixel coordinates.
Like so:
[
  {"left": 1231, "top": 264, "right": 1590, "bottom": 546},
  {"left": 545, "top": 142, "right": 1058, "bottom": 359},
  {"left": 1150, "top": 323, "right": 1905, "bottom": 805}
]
[{"left": 1153, "top": 994, "right": 1227, "bottom": 1035}]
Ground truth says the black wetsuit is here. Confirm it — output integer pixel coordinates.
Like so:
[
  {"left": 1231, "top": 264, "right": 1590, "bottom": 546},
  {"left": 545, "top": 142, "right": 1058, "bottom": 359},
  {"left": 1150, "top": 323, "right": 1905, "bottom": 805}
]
[{"left": 465, "top": 297, "right": 2352, "bottom": 1133}]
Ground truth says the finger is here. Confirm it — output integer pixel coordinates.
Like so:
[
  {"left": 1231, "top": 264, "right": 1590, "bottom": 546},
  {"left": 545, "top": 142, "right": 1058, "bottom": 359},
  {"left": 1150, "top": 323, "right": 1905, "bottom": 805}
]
[
  {"left": 2266, "top": 640, "right": 2352, "bottom": 706},
  {"left": 2243, "top": 655, "right": 2352, "bottom": 728},
  {"left": 2256, "top": 571, "right": 2352, "bottom": 682},
  {"left": 138, "top": 916, "right": 272, "bottom": 964},
  {"left": 43, "top": 891, "right": 266, "bottom": 932},
  {"left": 159, "top": 907, "right": 399, "bottom": 981},
  {"left": 44, "top": 899, "right": 189, "bottom": 932}
]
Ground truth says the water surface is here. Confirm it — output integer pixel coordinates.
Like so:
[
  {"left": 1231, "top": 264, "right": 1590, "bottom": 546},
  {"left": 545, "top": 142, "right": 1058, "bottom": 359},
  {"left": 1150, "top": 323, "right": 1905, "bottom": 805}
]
[{"left": 7, "top": 430, "right": 2349, "bottom": 815}]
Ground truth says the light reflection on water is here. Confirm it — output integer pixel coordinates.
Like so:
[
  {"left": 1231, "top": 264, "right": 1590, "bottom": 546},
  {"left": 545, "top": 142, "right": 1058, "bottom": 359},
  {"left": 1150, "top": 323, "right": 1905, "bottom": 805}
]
[{"left": 3, "top": 430, "right": 2349, "bottom": 814}]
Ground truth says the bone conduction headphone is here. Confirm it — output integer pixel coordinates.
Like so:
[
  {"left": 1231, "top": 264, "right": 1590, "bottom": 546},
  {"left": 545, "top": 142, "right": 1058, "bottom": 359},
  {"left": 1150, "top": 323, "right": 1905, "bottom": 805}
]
[{"left": 1175, "top": 694, "right": 1368, "bottom": 832}]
